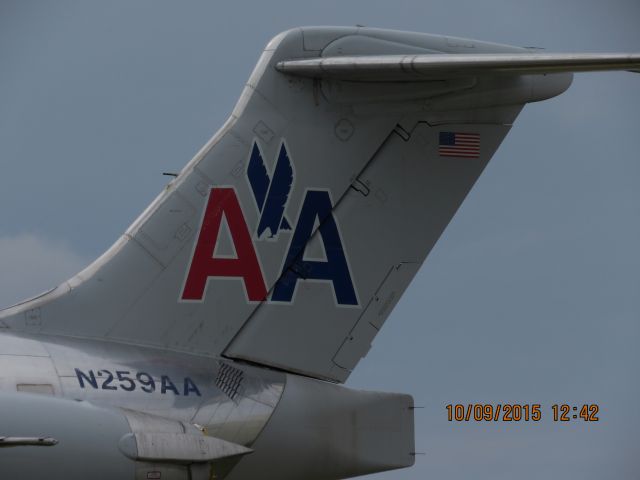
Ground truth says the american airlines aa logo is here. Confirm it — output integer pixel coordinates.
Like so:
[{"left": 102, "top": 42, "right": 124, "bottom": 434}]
[{"left": 181, "top": 140, "right": 358, "bottom": 306}]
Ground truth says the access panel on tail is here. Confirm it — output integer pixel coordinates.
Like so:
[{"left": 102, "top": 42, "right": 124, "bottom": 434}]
[{"left": 2, "top": 27, "right": 636, "bottom": 383}]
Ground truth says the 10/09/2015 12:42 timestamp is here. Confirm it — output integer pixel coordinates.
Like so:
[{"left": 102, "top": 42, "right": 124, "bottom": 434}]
[{"left": 446, "top": 404, "right": 600, "bottom": 422}]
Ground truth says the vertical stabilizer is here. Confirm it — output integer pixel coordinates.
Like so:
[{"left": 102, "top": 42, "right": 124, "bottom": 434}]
[{"left": 0, "top": 27, "right": 571, "bottom": 382}]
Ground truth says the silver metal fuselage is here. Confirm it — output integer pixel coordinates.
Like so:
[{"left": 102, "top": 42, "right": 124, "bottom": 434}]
[
  {"left": 0, "top": 331, "right": 283, "bottom": 445},
  {"left": 0, "top": 330, "right": 414, "bottom": 480}
]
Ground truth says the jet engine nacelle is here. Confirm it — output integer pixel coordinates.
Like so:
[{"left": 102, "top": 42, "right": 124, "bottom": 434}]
[{"left": 226, "top": 374, "right": 416, "bottom": 480}]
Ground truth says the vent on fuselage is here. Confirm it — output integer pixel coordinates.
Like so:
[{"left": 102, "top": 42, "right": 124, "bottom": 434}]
[{"left": 215, "top": 362, "right": 244, "bottom": 401}]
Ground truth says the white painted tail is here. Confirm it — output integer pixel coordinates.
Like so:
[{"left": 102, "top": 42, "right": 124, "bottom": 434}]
[{"left": 0, "top": 27, "right": 574, "bottom": 382}]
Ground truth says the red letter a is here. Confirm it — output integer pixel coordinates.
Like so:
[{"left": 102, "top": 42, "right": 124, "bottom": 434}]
[{"left": 181, "top": 187, "right": 267, "bottom": 302}]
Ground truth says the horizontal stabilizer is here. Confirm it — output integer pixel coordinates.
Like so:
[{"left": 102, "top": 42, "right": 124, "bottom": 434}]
[{"left": 276, "top": 53, "right": 640, "bottom": 81}]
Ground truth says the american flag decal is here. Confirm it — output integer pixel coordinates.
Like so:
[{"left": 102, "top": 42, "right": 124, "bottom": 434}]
[{"left": 438, "top": 132, "right": 480, "bottom": 158}]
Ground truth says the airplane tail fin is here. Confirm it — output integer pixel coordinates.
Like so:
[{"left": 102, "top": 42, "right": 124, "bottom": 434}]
[{"left": 4, "top": 27, "right": 620, "bottom": 382}]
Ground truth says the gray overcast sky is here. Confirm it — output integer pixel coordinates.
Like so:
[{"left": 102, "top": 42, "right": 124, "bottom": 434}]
[{"left": 1, "top": 1, "right": 639, "bottom": 479}]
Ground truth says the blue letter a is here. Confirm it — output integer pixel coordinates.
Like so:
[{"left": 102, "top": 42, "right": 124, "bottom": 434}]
[{"left": 272, "top": 190, "right": 357, "bottom": 306}]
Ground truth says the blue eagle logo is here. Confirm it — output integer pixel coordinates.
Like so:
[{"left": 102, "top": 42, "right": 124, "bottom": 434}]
[{"left": 247, "top": 142, "right": 293, "bottom": 240}]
